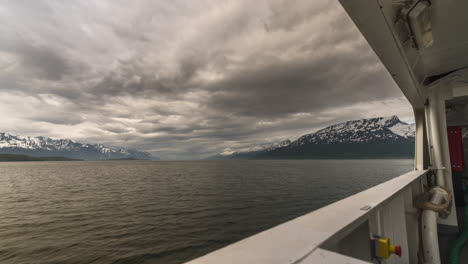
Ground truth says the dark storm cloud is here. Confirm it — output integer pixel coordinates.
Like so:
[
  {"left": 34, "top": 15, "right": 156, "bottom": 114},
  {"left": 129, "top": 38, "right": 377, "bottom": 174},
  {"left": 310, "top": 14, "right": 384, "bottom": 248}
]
[
  {"left": 204, "top": 45, "right": 392, "bottom": 117},
  {"left": 0, "top": 0, "right": 413, "bottom": 159},
  {"left": 11, "top": 44, "right": 71, "bottom": 80},
  {"left": 90, "top": 57, "right": 202, "bottom": 99},
  {"left": 29, "top": 112, "right": 84, "bottom": 125}
]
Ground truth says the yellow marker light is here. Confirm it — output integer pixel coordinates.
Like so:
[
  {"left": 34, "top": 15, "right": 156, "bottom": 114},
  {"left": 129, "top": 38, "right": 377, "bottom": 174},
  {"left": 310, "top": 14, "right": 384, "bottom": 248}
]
[{"left": 376, "top": 238, "right": 402, "bottom": 259}]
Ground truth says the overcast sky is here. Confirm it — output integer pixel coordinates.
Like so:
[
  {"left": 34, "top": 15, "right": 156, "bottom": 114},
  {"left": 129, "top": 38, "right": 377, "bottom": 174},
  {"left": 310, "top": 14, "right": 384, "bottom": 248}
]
[{"left": 0, "top": 0, "right": 413, "bottom": 159}]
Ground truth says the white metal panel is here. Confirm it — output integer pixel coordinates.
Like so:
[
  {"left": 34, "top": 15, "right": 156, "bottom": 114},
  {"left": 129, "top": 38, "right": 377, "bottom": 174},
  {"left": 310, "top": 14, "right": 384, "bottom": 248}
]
[
  {"left": 333, "top": 221, "right": 373, "bottom": 262},
  {"left": 432, "top": 69, "right": 468, "bottom": 126},
  {"left": 381, "top": 193, "right": 410, "bottom": 264},
  {"left": 419, "top": 0, "right": 468, "bottom": 77},
  {"left": 452, "top": 86, "right": 468, "bottom": 98},
  {"left": 300, "top": 248, "right": 372, "bottom": 264},
  {"left": 405, "top": 181, "right": 423, "bottom": 264}
]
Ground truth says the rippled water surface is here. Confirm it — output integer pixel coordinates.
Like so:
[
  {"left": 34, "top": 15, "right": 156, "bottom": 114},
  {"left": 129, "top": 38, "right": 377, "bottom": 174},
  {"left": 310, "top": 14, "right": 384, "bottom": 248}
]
[{"left": 0, "top": 159, "right": 413, "bottom": 264}]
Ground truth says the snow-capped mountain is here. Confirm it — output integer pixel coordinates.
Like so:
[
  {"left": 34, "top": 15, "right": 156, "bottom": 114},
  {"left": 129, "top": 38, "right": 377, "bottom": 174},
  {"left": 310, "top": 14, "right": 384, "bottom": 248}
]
[
  {"left": 0, "top": 133, "right": 155, "bottom": 160},
  {"left": 212, "top": 116, "right": 415, "bottom": 159},
  {"left": 290, "top": 116, "right": 415, "bottom": 147}
]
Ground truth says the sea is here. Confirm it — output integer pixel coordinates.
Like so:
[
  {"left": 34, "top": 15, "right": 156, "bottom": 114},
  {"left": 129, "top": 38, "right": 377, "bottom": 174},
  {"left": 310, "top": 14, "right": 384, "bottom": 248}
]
[{"left": 0, "top": 159, "right": 413, "bottom": 264}]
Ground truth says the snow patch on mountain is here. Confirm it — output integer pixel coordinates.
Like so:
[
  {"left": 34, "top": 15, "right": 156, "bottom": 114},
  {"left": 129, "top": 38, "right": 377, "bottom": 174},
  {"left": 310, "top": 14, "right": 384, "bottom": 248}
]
[
  {"left": 388, "top": 122, "right": 415, "bottom": 138},
  {"left": 0, "top": 133, "right": 155, "bottom": 160},
  {"left": 290, "top": 115, "right": 414, "bottom": 147},
  {"left": 215, "top": 116, "right": 415, "bottom": 158}
]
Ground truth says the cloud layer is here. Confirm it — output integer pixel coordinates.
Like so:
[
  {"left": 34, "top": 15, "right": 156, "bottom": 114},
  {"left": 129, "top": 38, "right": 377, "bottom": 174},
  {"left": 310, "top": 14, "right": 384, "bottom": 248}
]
[{"left": 0, "top": 0, "right": 413, "bottom": 159}]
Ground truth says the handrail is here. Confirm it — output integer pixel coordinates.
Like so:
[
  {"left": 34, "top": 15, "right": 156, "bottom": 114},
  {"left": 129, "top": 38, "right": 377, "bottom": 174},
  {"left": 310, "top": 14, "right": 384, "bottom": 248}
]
[{"left": 185, "top": 169, "right": 427, "bottom": 264}]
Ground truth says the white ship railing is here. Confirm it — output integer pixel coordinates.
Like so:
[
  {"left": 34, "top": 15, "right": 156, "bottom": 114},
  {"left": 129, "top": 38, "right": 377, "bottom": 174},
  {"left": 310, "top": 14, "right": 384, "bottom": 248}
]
[{"left": 185, "top": 169, "right": 428, "bottom": 264}]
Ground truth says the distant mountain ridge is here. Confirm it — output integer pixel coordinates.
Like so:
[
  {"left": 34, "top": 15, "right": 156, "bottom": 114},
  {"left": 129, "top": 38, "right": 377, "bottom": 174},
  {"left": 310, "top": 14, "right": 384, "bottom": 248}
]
[
  {"left": 212, "top": 140, "right": 292, "bottom": 159},
  {"left": 0, "top": 133, "right": 155, "bottom": 160},
  {"left": 0, "top": 154, "right": 80, "bottom": 162},
  {"left": 211, "top": 116, "right": 415, "bottom": 159}
]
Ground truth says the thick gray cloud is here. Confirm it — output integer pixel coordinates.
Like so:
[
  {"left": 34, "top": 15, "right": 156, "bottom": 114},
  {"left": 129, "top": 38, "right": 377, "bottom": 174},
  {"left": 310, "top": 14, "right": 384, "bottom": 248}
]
[{"left": 0, "top": 0, "right": 413, "bottom": 159}]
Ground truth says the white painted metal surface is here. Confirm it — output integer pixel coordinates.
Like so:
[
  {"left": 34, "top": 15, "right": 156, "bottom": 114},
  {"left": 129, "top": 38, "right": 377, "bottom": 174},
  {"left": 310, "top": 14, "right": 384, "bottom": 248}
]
[
  {"left": 426, "top": 89, "right": 446, "bottom": 187},
  {"left": 185, "top": 170, "right": 426, "bottom": 264},
  {"left": 301, "top": 249, "right": 371, "bottom": 264},
  {"left": 421, "top": 188, "right": 446, "bottom": 264},
  {"left": 426, "top": 80, "right": 459, "bottom": 227}
]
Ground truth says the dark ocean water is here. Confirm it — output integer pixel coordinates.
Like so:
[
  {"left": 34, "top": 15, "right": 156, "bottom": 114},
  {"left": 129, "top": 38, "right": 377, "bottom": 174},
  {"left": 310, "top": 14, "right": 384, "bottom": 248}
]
[{"left": 0, "top": 159, "right": 413, "bottom": 264}]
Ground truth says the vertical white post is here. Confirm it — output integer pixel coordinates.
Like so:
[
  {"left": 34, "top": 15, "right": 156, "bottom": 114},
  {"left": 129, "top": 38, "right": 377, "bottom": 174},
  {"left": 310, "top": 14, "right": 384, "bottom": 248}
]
[
  {"left": 420, "top": 89, "right": 447, "bottom": 264},
  {"left": 426, "top": 87, "right": 458, "bottom": 226},
  {"left": 426, "top": 91, "right": 445, "bottom": 187},
  {"left": 414, "top": 109, "right": 427, "bottom": 170},
  {"left": 421, "top": 86, "right": 458, "bottom": 263},
  {"left": 421, "top": 190, "right": 446, "bottom": 264}
]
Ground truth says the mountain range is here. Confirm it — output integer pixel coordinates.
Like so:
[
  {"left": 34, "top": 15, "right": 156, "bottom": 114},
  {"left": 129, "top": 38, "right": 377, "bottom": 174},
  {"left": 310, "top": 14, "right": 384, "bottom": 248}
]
[
  {"left": 0, "top": 133, "right": 155, "bottom": 160},
  {"left": 1, "top": 116, "right": 415, "bottom": 160},
  {"left": 211, "top": 116, "right": 415, "bottom": 159}
]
